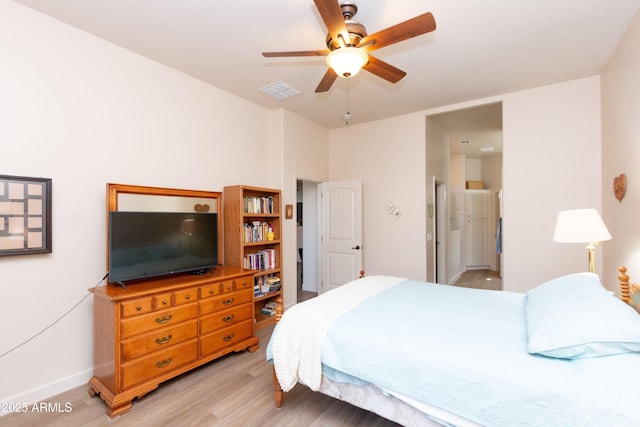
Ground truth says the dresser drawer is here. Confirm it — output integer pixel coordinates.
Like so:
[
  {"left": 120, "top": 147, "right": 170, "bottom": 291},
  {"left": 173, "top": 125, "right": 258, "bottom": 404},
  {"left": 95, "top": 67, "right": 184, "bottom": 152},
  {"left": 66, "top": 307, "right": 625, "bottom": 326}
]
[
  {"left": 199, "top": 275, "right": 252, "bottom": 299},
  {"left": 90, "top": 267, "right": 259, "bottom": 418},
  {"left": 173, "top": 287, "right": 198, "bottom": 305},
  {"left": 121, "top": 339, "right": 198, "bottom": 390},
  {"left": 200, "top": 282, "right": 222, "bottom": 299},
  {"left": 154, "top": 292, "right": 173, "bottom": 309},
  {"left": 121, "top": 319, "right": 198, "bottom": 362},
  {"left": 221, "top": 280, "right": 235, "bottom": 293},
  {"left": 234, "top": 275, "right": 252, "bottom": 292},
  {"left": 200, "top": 304, "right": 252, "bottom": 334},
  {"left": 200, "top": 320, "right": 253, "bottom": 356},
  {"left": 120, "top": 297, "right": 153, "bottom": 318},
  {"left": 199, "top": 289, "right": 252, "bottom": 315},
  {"left": 121, "top": 303, "right": 197, "bottom": 339}
]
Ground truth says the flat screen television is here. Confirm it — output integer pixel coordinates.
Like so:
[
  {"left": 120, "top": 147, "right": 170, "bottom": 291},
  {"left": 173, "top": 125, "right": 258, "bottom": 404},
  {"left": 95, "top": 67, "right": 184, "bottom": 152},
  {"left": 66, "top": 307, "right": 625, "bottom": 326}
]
[{"left": 108, "top": 211, "right": 219, "bottom": 285}]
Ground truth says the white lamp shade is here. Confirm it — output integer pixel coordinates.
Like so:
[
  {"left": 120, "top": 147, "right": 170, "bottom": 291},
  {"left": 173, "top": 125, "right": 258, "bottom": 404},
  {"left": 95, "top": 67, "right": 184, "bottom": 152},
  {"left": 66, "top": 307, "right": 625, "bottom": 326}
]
[
  {"left": 326, "top": 47, "right": 368, "bottom": 78},
  {"left": 553, "top": 209, "right": 612, "bottom": 243}
]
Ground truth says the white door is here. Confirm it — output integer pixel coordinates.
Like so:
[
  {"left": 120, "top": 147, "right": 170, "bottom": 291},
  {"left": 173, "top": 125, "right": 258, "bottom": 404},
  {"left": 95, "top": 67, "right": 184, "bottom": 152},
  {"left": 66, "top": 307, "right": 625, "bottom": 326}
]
[
  {"left": 466, "top": 219, "right": 489, "bottom": 266},
  {"left": 320, "top": 180, "right": 363, "bottom": 294},
  {"left": 435, "top": 180, "right": 447, "bottom": 283},
  {"left": 465, "top": 190, "right": 490, "bottom": 268},
  {"left": 466, "top": 190, "right": 489, "bottom": 218}
]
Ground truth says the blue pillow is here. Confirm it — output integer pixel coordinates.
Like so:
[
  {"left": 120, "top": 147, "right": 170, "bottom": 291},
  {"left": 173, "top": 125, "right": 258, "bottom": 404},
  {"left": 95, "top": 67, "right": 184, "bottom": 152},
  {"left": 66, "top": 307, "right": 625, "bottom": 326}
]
[
  {"left": 527, "top": 272, "right": 608, "bottom": 300},
  {"left": 525, "top": 273, "right": 640, "bottom": 359}
]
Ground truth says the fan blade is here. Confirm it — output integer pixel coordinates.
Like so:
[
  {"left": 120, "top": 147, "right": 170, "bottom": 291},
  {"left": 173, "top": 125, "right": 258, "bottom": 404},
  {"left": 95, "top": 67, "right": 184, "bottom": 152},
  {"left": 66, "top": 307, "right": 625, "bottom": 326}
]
[
  {"left": 314, "top": 0, "right": 350, "bottom": 47},
  {"left": 262, "top": 50, "right": 330, "bottom": 58},
  {"left": 360, "top": 12, "right": 436, "bottom": 52},
  {"left": 363, "top": 55, "right": 406, "bottom": 83},
  {"left": 315, "top": 68, "right": 338, "bottom": 93}
]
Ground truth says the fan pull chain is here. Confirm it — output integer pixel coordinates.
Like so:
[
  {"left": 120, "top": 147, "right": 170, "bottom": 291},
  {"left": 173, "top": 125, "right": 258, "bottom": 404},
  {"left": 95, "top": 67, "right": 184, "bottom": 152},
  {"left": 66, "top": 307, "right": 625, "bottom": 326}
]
[{"left": 344, "top": 80, "right": 351, "bottom": 125}]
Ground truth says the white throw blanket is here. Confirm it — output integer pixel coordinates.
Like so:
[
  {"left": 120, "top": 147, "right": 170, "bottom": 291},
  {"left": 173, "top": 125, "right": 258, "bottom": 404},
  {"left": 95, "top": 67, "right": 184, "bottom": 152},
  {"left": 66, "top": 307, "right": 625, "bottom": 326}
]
[{"left": 270, "top": 275, "right": 406, "bottom": 392}]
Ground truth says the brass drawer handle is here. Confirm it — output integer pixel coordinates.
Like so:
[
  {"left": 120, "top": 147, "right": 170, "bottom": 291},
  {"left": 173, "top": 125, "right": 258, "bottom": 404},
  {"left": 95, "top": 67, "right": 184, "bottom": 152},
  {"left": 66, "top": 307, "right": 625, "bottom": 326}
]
[
  {"left": 155, "top": 334, "right": 173, "bottom": 345},
  {"left": 185, "top": 294, "right": 191, "bottom": 300},
  {"left": 222, "top": 315, "right": 235, "bottom": 323},
  {"left": 155, "top": 357, "right": 172, "bottom": 368},
  {"left": 155, "top": 314, "right": 173, "bottom": 324},
  {"left": 161, "top": 299, "right": 168, "bottom": 305},
  {"left": 222, "top": 333, "right": 235, "bottom": 342},
  {"left": 222, "top": 298, "right": 234, "bottom": 305}
]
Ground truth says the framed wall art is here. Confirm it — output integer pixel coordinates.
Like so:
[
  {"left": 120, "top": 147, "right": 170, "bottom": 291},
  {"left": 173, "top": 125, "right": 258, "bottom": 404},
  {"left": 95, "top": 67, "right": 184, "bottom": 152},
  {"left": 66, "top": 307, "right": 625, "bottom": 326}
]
[{"left": 0, "top": 175, "right": 52, "bottom": 256}]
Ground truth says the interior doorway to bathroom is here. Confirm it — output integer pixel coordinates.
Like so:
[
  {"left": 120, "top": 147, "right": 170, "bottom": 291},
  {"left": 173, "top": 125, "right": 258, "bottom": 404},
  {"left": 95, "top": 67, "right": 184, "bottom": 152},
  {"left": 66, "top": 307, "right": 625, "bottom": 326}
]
[{"left": 296, "top": 179, "right": 318, "bottom": 302}]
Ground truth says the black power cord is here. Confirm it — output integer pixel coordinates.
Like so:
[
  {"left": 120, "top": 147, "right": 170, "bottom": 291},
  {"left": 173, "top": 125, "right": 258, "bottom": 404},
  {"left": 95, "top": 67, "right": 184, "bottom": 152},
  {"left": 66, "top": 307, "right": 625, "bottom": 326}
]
[{"left": 0, "top": 271, "right": 109, "bottom": 359}]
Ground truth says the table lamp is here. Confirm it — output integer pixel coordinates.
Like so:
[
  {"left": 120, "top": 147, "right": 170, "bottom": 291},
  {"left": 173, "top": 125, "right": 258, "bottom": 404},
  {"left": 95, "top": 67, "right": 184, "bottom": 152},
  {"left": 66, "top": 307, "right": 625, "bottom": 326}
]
[{"left": 553, "top": 209, "right": 612, "bottom": 273}]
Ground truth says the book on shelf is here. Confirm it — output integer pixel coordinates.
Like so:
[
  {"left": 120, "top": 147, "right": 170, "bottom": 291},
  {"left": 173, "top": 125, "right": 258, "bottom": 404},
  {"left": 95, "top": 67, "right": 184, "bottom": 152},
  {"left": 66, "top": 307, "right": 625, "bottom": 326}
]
[
  {"left": 268, "top": 283, "right": 281, "bottom": 292},
  {"left": 261, "top": 301, "right": 279, "bottom": 316},
  {"left": 261, "top": 307, "right": 277, "bottom": 316},
  {"left": 263, "top": 280, "right": 280, "bottom": 293},
  {"left": 254, "top": 275, "right": 281, "bottom": 295},
  {"left": 266, "top": 276, "right": 280, "bottom": 292},
  {"left": 254, "top": 275, "right": 263, "bottom": 295},
  {"left": 243, "top": 221, "right": 273, "bottom": 243},
  {"left": 243, "top": 249, "right": 276, "bottom": 270},
  {"left": 244, "top": 196, "right": 274, "bottom": 214}
]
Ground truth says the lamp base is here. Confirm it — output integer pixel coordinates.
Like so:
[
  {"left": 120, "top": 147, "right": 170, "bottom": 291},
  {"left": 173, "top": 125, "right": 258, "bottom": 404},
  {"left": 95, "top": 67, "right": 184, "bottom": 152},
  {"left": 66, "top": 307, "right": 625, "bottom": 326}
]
[{"left": 586, "top": 242, "right": 600, "bottom": 273}]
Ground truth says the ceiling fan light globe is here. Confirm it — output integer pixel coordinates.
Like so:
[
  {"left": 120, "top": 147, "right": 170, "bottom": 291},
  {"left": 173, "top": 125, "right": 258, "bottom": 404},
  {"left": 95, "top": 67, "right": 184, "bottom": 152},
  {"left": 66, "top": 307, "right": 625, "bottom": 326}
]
[{"left": 326, "top": 47, "right": 368, "bottom": 78}]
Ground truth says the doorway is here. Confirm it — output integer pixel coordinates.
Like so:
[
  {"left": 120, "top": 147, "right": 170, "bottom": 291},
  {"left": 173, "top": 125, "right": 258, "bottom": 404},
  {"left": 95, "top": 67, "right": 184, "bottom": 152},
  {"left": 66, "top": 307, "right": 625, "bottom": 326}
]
[
  {"left": 428, "top": 102, "right": 503, "bottom": 286},
  {"left": 295, "top": 178, "right": 364, "bottom": 301},
  {"left": 319, "top": 179, "right": 363, "bottom": 294},
  {"left": 296, "top": 179, "right": 319, "bottom": 302}
]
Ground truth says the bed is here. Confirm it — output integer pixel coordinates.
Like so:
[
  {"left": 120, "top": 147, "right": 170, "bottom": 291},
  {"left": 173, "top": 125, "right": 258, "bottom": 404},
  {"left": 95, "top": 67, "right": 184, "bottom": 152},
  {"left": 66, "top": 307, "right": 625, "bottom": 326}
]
[{"left": 266, "top": 267, "right": 640, "bottom": 426}]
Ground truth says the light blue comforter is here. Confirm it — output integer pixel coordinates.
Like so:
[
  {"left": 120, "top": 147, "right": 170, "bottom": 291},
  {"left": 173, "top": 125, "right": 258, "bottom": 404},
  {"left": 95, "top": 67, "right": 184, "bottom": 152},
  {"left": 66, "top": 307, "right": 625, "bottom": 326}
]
[{"left": 320, "top": 280, "right": 640, "bottom": 426}]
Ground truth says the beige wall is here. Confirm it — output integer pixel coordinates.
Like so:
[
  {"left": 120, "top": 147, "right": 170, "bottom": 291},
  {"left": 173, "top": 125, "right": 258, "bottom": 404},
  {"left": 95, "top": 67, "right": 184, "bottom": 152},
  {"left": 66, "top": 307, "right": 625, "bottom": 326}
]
[
  {"left": 502, "top": 76, "right": 603, "bottom": 292},
  {"left": 425, "top": 117, "right": 451, "bottom": 282},
  {"left": 2, "top": 0, "right": 635, "bottom": 411},
  {"left": 601, "top": 11, "right": 640, "bottom": 291},
  {"left": 280, "top": 109, "right": 330, "bottom": 308},
  {"left": 0, "top": 1, "right": 283, "bottom": 406},
  {"left": 329, "top": 113, "right": 428, "bottom": 280},
  {"left": 329, "top": 75, "right": 602, "bottom": 294}
]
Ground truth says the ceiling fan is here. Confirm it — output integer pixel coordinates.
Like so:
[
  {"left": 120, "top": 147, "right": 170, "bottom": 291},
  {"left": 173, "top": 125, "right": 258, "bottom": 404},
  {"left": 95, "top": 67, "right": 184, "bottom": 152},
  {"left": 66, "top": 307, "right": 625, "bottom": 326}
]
[{"left": 262, "top": 0, "right": 436, "bottom": 93}]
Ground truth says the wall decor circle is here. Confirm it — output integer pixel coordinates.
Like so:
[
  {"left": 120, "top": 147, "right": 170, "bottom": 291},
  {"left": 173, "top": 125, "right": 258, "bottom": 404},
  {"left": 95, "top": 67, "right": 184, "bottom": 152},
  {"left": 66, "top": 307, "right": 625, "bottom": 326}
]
[{"left": 194, "top": 203, "right": 210, "bottom": 212}]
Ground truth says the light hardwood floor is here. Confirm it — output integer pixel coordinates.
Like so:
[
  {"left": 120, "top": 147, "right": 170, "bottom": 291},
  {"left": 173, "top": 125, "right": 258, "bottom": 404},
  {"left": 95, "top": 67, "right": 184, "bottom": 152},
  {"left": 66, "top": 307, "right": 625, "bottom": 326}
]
[
  {"left": 3, "top": 272, "right": 500, "bottom": 426},
  {"left": 1, "top": 325, "right": 398, "bottom": 427},
  {"left": 452, "top": 269, "right": 502, "bottom": 290}
]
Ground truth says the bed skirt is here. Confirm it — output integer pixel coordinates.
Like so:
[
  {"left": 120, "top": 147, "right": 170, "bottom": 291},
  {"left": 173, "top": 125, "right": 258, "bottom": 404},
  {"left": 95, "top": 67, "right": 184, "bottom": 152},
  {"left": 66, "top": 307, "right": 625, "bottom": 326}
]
[{"left": 315, "top": 375, "right": 479, "bottom": 427}]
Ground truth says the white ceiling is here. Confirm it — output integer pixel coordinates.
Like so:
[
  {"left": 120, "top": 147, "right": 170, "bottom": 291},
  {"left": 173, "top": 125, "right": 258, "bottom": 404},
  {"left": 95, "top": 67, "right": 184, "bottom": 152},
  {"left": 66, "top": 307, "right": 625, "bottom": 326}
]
[
  {"left": 431, "top": 102, "right": 503, "bottom": 158},
  {"left": 13, "top": 0, "right": 640, "bottom": 136}
]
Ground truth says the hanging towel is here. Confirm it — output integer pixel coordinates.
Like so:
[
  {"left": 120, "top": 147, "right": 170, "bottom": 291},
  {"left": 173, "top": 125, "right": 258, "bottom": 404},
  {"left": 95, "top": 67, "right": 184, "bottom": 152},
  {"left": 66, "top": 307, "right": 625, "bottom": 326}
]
[{"left": 496, "top": 217, "right": 502, "bottom": 254}]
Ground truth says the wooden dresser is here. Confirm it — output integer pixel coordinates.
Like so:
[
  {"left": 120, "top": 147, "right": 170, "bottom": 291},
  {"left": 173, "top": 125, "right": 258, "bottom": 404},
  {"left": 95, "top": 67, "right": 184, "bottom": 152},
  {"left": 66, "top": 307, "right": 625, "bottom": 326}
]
[{"left": 88, "top": 267, "right": 259, "bottom": 417}]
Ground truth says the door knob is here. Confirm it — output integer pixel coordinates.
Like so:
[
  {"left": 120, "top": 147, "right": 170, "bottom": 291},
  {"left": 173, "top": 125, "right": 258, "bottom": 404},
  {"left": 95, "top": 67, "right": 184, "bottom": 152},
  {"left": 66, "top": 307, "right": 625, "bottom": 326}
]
[{"left": 352, "top": 245, "right": 361, "bottom": 250}]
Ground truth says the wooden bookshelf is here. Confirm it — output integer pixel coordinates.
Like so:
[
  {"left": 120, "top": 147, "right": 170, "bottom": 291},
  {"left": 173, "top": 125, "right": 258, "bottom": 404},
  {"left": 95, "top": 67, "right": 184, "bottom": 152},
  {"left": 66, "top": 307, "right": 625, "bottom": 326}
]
[{"left": 224, "top": 185, "right": 283, "bottom": 329}]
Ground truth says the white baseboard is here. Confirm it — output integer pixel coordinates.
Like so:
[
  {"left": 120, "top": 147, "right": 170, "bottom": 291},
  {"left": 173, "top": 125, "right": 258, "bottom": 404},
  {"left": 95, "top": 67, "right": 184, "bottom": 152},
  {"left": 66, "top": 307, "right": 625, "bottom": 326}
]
[
  {"left": 465, "top": 265, "right": 490, "bottom": 271},
  {"left": 0, "top": 368, "right": 93, "bottom": 417},
  {"left": 448, "top": 271, "right": 463, "bottom": 285}
]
